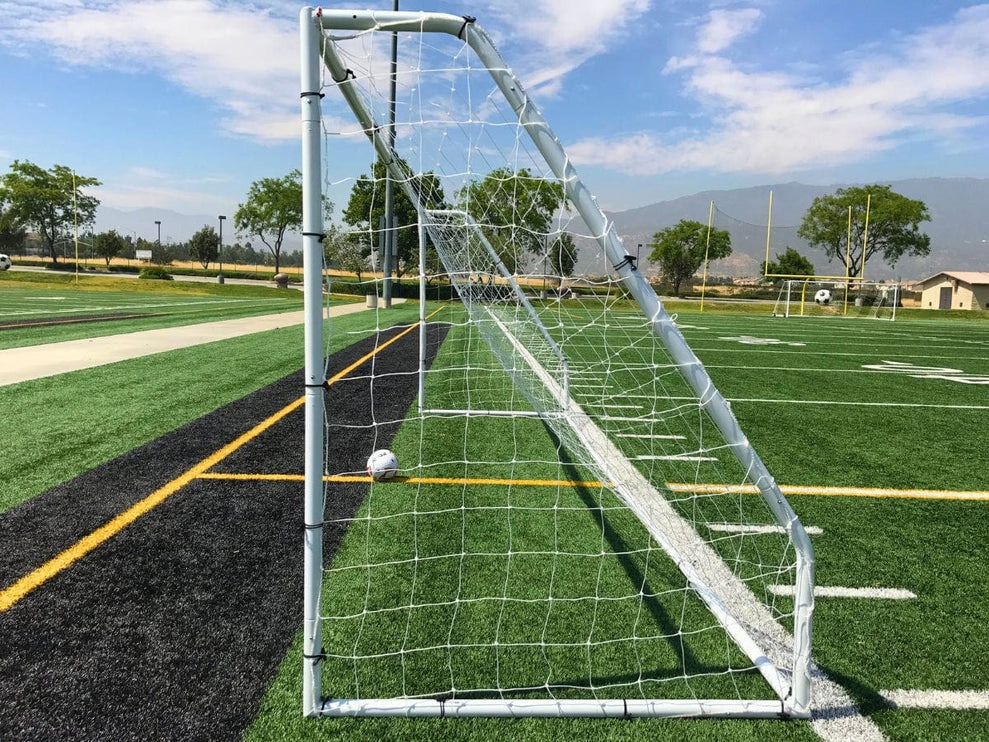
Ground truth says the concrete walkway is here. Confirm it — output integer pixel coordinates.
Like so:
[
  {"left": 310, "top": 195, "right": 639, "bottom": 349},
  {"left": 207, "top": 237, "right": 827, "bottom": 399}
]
[{"left": 0, "top": 303, "right": 375, "bottom": 387}]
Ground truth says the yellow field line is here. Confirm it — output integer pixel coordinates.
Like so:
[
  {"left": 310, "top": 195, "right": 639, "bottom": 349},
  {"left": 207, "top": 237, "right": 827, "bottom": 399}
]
[
  {"left": 196, "top": 472, "right": 989, "bottom": 502},
  {"left": 0, "top": 314, "right": 436, "bottom": 613}
]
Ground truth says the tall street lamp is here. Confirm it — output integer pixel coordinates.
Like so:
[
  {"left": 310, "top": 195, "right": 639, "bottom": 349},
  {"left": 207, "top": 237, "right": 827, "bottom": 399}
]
[
  {"left": 155, "top": 220, "right": 161, "bottom": 247},
  {"left": 218, "top": 215, "right": 226, "bottom": 284}
]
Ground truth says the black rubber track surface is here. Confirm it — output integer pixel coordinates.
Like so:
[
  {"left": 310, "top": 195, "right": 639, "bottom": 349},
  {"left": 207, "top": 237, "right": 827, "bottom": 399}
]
[{"left": 0, "top": 321, "right": 449, "bottom": 741}]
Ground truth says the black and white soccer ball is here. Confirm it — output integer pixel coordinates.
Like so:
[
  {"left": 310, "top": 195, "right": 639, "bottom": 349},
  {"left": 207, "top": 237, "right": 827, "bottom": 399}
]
[
  {"left": 366, "top": 449, "right": 399, "bottom": 481},
  {"left": 814, "top": 289, "right": 832, "bottom": 305},
  {"left": 0, "top": 254, "right": 10, "bottom": 271}
]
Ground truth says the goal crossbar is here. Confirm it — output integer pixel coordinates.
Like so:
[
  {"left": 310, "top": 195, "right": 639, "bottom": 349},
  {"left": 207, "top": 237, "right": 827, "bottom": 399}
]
[{"left": 301, "top": 6, "right": 814, "bottom": 720}]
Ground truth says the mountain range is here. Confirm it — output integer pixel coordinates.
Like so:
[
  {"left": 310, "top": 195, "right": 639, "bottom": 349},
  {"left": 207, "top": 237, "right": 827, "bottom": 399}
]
[
  {"left": 601, "top": 177, "right": 989, "bottom": 281},
  {"left": 95, "top": 177, "right": 989, "bottom": 281}
]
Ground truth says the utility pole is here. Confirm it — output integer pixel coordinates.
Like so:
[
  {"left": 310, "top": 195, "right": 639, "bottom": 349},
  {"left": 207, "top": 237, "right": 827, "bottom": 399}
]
[
  {"left": 382, "top": 0, "right": 399, "bottom": 308},
  {"left": 218, "top": 215, "right": 226, "bottom": 283}
]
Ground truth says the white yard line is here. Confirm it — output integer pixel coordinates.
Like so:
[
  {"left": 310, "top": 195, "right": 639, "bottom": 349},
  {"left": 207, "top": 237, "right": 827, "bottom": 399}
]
[
  {"left": 880, "top": 689, "right": 989, "bottom": 710},
  {"left": 769, "top": 585, "right": 916, "bottom": 600},
  {"left": 709, "top": 523, "right": 825, "bottom": 536},
  {"left": 0, "top": 303, "right": 374, "bottom": 387},
  {"left": 659, "top": 396, "right": 989, "bottom": 411},
  {"left": 636, "top": 454, "right": 719, "bottom": 462},
  {"left": 695, "top": 347, "right": 988, "bottom": 362},
  {"left": 2, "top": 297, "right": 258, "bottom": 316}
]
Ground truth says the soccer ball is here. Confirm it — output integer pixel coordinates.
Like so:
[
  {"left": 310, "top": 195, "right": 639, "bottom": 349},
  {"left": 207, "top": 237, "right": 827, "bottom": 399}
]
[
  {"left": 0, "top": 254, "right": 11, "bottom": 271},
  {"left": 366, "top": 449, "right": 399, "bottom": 481},
  {"left": 814, "top": 289, "right": 832, "bottom": 305}
]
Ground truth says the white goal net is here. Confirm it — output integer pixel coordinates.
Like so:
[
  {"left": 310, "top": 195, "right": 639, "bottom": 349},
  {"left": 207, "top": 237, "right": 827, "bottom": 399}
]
[
  {"left": 772, "top": 279, "right": 901, "bottom": 320},
  {"left": 300, "top": 7, "right": 814, "bottom": 720}
]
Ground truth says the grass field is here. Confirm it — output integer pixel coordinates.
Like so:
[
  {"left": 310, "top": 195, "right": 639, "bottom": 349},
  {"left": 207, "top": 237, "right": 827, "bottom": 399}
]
[{"left": 1, "top": 277, "right": 987, "bottom": 741}]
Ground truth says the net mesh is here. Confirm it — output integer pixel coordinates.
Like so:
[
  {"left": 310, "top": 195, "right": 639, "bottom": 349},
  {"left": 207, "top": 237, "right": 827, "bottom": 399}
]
[{"left": 313, "top": 13, "right": 807, "bottom": 710}]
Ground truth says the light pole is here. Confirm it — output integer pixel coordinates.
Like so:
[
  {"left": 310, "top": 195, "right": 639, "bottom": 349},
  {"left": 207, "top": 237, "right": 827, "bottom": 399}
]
[
  {"left": 218, "top": 215, "right": 226, "bottom": 284},
  {"left": 155, "top": 220, "right": 161, "bottom": 255}
]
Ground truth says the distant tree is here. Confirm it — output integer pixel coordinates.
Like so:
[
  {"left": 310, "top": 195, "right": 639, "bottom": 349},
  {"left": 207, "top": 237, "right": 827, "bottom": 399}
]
[
  {"left": 458, "top": 167, "right": 565, "bottom": 275},
  {"left": 342, "top": 158, "right": 445, "bottom": 277},
  {"left": 649, "top": 219, "right": 732, "bottom": 297},
  {"left": 762, "top": 247, "right": 815, "bottom": 279},
  {"left": 93, "top": 229, "right": 126, "bottom": 268},
  {"left": 548, "top": 231, "right": 577, "bottom": 285},
  {"left": 235, "top": 170, "right": 331, "bottom": 274},
  {"left": 1, "top": 160, "right": 100, "bottom": 264},
  {"left": 324, "top": 227, "right": 370, "bottom": 284},
  {"left": 189, "top": 225, "right": 220, "bottom": 270},
  {"left": 797, "top": 184, "right": 930, "bottom": 278}
]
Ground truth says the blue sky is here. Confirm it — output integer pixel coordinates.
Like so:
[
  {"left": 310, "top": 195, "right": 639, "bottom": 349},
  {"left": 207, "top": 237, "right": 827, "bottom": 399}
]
[{"left": 1, "top": 1, "right": 987, "bottom": 237}]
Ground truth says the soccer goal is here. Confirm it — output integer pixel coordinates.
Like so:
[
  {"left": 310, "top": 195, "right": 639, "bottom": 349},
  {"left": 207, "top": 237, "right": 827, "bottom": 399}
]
[
  {"left": 772, "top": 279, "right": 901, "bottom": 320},
  {"left": 300, "top": 8, "right": 814, "bottom": 720}
]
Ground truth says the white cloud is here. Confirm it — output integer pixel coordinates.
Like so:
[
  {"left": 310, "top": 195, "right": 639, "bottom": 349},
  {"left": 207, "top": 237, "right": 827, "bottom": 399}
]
[
  {"left": 0, "top": 0, "right": 653, "bottom": 142},
  {"left": 489, "top": 0, "right": 652, "bottom": 97},
  {"left": 570, "top": 4, "right": 989, "bottom": 176},
  {"left": 1, "top": 0, "right": 299, "bottom": 142},
  {"left": 696, "top": 8, "right": 762, "bottom": 54},
  {"left": 98, "top": 166, "right": 231, "bottom": 211},
  {"left": 504, "top": 0, "right": 652, "bottom": 55}
]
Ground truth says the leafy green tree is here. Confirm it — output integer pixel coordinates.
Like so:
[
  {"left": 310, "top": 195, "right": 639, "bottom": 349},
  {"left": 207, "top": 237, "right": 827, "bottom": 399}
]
[
  {"left": 762, "top": 247, "right": 815, "bottom": 278},
  {"left": 93, "top": 229, "right": 126, "bottom": 268},
  {"left": 189, "top": 225, "right": 220, "bottom": 270},
  {"left": 2, "top": 160, "right": 101, "bottom": 263},
  {"left": 342, "top": 158, "right": 445, "bottom": 277},
  {"left": 649, "top": 219, "right": 732, "bottom": 297},
  {"left": 235, "top": 170, "right": 330, "bottom": 274},
  {"left": 0, "top": 185, "right": 27, "bottom": 254},
  {"left": 458, "top": 167, "right": 565, "bottom": 275},
  {"left": 797, "top": 184, "right": 930, "bottom": 278}
]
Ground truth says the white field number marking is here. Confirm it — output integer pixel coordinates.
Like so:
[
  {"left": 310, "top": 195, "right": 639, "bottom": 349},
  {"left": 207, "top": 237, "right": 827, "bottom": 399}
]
[
  {"left": 881, "top": 689, "right": 989, "bottom": 710},
  {"left": 862, "top": 360, "right": 989, "bottom": 385},
  {"left": 719, "top": 335, "right": 806, "bottom": 347}
]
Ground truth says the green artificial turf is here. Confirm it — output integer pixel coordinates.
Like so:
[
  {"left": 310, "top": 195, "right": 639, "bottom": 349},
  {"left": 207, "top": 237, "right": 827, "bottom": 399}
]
[
  {"left": 0, "top": 303, "right": 421, "bottom": 513},
  {"left": 0, "top": 272, "right": 316, "bottom": 349},
  {"left": 3, "top": 300, "right": 988, "bottom": 742}
]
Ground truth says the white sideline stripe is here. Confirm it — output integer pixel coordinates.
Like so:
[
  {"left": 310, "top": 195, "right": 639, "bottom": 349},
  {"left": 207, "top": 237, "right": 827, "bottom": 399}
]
[
  {"left": 881, "top": 689, "right": 989, "bottom": 710},
  {"left": 769, "top": 585, "right": 916, "bottom": 600},
  {"left": 709, "top": 523, "right": 824, "bottom": 536},
  {"left": 615, "top": 433, "right": 686, "bottom": 440},
  {"left": 485, "top": 311, "right": 885, "bottom": 741}
]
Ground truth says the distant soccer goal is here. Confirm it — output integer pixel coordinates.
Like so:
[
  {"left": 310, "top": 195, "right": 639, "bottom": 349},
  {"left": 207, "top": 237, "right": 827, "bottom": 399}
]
[
  {"left": 300, "top": 7, "right": 814, "bottom": 721},
  {"left": 772, "top": 279, "right": 901, "bottom": 320}
]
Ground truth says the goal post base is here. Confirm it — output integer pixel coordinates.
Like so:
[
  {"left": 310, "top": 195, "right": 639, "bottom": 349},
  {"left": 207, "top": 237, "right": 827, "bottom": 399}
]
[{"left": 317, "top": 697, "right": 808, "bottom": 720}]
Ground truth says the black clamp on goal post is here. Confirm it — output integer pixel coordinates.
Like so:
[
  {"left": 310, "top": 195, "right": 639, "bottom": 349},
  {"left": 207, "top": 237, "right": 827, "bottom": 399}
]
[{"left": 613, "top": 252, "right": 638, "bottom": 272}]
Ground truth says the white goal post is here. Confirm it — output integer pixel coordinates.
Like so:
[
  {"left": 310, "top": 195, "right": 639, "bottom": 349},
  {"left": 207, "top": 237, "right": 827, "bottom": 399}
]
[{"left": 300, "top": 7, "right": 814, "bottom": 721}]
